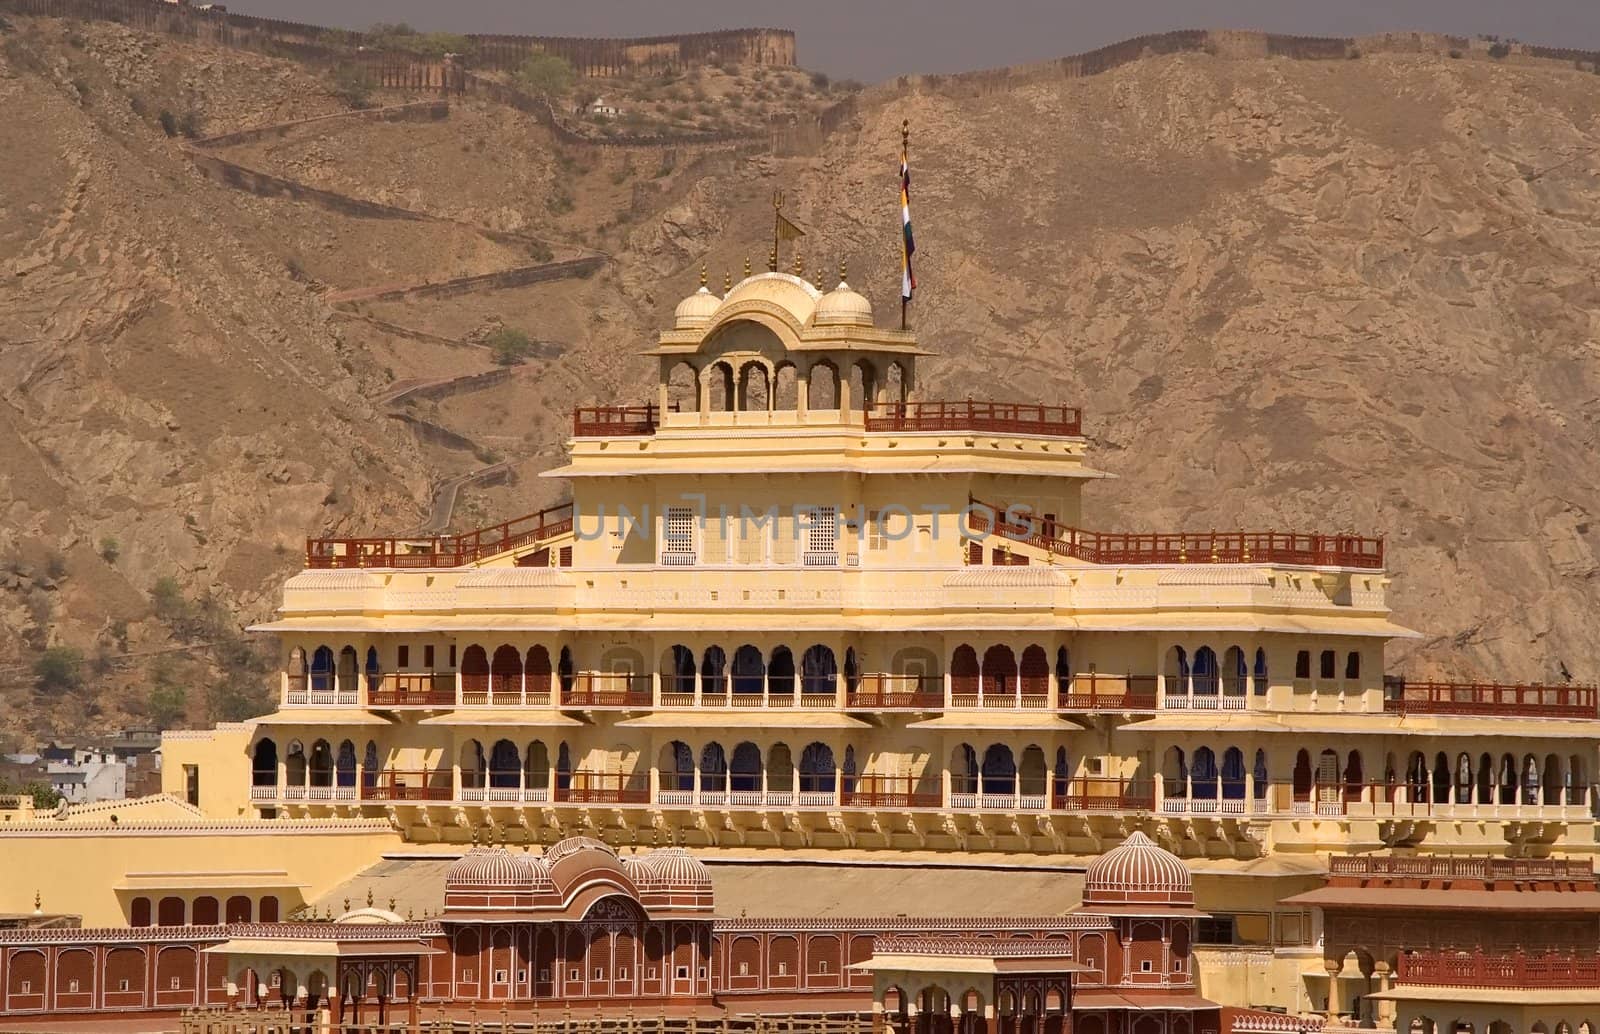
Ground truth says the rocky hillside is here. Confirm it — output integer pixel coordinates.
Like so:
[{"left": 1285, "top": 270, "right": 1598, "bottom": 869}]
[{"left": 0, "top": 13, "right": 1597, "bottom": 736}]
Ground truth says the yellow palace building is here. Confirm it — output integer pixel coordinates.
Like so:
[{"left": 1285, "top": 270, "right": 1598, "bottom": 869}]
[{"left": 141, "top": 265, "right": 1597, "bottom": 1015}]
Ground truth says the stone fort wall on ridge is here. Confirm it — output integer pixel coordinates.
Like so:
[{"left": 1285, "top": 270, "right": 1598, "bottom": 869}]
[{"left": 0, "top": 0, "right": 796, "bottom": 75}]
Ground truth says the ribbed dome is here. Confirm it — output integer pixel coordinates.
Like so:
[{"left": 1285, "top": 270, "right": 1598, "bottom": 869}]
[
  {"left": 545, "top": 835, "right": 616, "bottom": 865},
  {"left": 1082, "top": 831, "right": 1193, "bottom": 906},
  {"left": 446, "top": 846, "right": 544, "bottom": 890},
  {"left": 634, "top": 848, "right": 712, "bottom": 893},
  {"left": 673, "top": 285, "right": 722, "bottom": 329},
  {"left": 814, "top": 278, "right": 873, "bottom": 328}
]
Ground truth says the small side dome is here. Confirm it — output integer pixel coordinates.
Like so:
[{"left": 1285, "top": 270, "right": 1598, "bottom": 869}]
[
  {"left": 814, "top": 274, "right": 873, "bottom": 328},
  {"left": 674, "top": 268, "right": 722, "bottom": 330},
  {"left": 446, "top": 846, "right": 539, "bottom": 890},
  {"left": 1083, "top": 830, "right": 1193, "bottom": 906},
  {"left": 335, "top": 907, "right": 406, "bottom": 925},
  {"left": 634, "top": 847, "right": 712, "bottom": 894}
]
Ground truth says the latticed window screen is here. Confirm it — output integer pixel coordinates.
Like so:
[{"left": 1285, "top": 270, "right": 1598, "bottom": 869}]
[
  {"left": 806, "top": 506, "right": 838, "bottom": 559},
  {"left": 664, "top": 507, "right": 695, "bottom": 557}
]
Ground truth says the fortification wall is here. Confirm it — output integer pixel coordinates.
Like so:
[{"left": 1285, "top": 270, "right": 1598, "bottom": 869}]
[
  {"left": 887, "top": 28, "right": 1600, "bottom": 99},
  {"left": 192, "top": 98, "right": 448, "bottom": 149},
  {"left": 0, "top": 0, "right": 794, "bottom": 75}
]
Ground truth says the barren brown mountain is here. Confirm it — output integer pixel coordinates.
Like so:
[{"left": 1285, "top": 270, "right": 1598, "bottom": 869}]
[{"left": 1, "top": 11, "right": 1597, "bottom": 738}]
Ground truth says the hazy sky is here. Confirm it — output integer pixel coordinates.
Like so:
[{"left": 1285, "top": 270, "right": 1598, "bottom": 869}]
[{"left": 228, "top": 0, "right": 1600, "bottom": 81}]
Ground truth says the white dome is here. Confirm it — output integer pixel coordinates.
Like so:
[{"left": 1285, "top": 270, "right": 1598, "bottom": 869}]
[
  {"left": 814, "top": 278, "right": 873, "bottom": 328},
  {"left": 673, "top": 285, "right": 722, "bottom": 330}
]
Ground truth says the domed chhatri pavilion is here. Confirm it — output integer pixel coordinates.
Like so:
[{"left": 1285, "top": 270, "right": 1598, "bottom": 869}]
[{"left": 72, "top": 252, "right": 1598, "bottom": 1032}]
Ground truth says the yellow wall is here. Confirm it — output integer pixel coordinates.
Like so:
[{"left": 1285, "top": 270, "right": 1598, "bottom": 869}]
[{"left": 0, "top": 817, "right": 401, "bottom": 926}]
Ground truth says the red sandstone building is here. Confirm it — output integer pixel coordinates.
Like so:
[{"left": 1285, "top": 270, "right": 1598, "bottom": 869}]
[{"left": 0, "top": 833, "right": 1242, "bottom": 1029}]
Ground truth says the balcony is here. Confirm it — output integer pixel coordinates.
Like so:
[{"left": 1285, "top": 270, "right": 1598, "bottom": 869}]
[
  {"left": 843, "top": 775, "right": 943, "bottom": 809},
  {"left": 1397, "top": 949, "right": 1600, "bottom": 989},
  {"left": 1057, "top": 674, "right": 1158, "bottom": 713},
  {"left": 359, "top": 770, "right": 452, "bottom": 802},
  {"left": 368, "top": 673, "right": 456, "bottom": 708},
  {"left": 305, "top": 502, "right": 573, "bottom": 569},
  {"left": 1327, "top": 854, "right": 1595, "bottom": 881},
  {"left": 554, "top": 773, "right": 650, "bottom": 805},
  {"left": 1164, "top": 781, "right": 1599, "bottom": 821},
  {"left": 283, "top": 675, "right": 358, "bottom": 707},
  {"left": 865, "top": 400, "right": 1083, "bottom": 437},
  {"left": 560, "top": 673, "right": 653, "bottom": 710},
  {"left": 846, "top": 675, "right": 944, "bottom": 711},
  {"left": 968, "top": 496, "right": 1384, "bottom": 570},
  {"left": 573, "top": 404, "right": 662, "bottom": 437},
  {"left": 1381, "top": 679, "right": 1598, "bottom": 719}
]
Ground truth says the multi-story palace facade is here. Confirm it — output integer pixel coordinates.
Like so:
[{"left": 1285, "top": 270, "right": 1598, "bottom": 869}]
[
  {"left": 126, "top": 265, "right": 1599, "bottom": 1026},
  {"left": 174, "top": 268, "right": 1589, "bottom": 855}
]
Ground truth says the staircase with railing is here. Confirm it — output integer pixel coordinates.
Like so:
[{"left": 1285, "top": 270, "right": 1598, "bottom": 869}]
[{"left": 967, "top": 497, "right": 1385, "bottom": 570}]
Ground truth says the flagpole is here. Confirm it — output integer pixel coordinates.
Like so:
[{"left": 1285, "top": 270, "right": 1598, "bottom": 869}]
[
  {"left": 771, "top": 191, "right": 783, "bottom": 273},
  {"left": 901, "top": 120, "right": 910, "bottom": 331}
]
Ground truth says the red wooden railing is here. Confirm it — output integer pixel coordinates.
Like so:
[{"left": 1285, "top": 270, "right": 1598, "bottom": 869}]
[
  {"left": 560, "top": 674, "right": 653, "bottom": 708},
  {"left": 1328, "top": 855, "right": 1595, "bottom": 880},
  {"left": 573, "top": 404, "right": 662, "bottom": 437},
  {"left": 360, "top": 770, "right": 451, "bottom": 802},
  {"left": 865, "top": 400, "right": 1083, "bottom": 437},
  {"left": 306, "top": 502, "right": 573, "bottom": 569},
  {"left": 1397, "top": 949, "right": 1600, "bottom": 989},
  {"left": 555, "top": 773, "right": 650, "bottom": 804},
  {"left": 843, "top": 776, "right": 942, "bottom": 809},
  {"left": 1059, "top": 674, "right": 1159, "bottom": 712},
  {"left": 848, "top": 674, "right": 945, "bottom": 710},
  {"left": 366, "top": 673, "right": 455, "bottom": 707},
  {"left": 1053, "top": 778, "right": 1156, "bottom": 812},
  {"left": 1382, "top": 680, "right": 1598, "bottom": 718},
  {"left": 968, "top": 497, "right": 1385, "bottom": 570}
]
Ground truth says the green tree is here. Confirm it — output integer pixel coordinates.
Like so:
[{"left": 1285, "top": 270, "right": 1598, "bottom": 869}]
[
  {"left": 0, "top": 780, "right": 64, "bottom": 810},
  {"left": 99, "top": 536, "right": 119, "bottom": 564},
  {"left": 150, "top": 575, "right": 188, "bottom": 623},
  {"left": 33, "top": 647, "right": 83, "bottom": 693},
  {"left": 207, "top": 677, "right": 273, "bottom": 723},
  {"left": 486, "top": 327, "right": 535, "bottom": 366},
  {"left": 516, "top": 52, "right": 575, "bottom": 101},
  {"left": 330, "top": 62, "right": 375, "bottom": 109},
  {"left": 148, "top": 681, "right": 188, "bottom": 729}
]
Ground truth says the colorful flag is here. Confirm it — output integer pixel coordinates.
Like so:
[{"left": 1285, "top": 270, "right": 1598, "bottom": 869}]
[{"left": 900, "top": 133, "right": 916, "bottom": 302}]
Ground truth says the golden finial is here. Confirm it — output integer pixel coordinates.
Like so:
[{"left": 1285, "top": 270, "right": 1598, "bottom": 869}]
[
  {"left": 698, "top": 263, "right": 707, "bottom": 288},
  {"left": 32, "top": 891, "right": 41, "bottom": 916},
  {"left": 839, "top": 259, "right": 848, "bottom": 284},
  {"left": 902, "top": 118, "right": 910, "bottom": 146},
  {"left": 768, "top": 244, "right": 777, "bottom": 273},
  {"left": 723, "top": 271, "right": 731, "bottom": 292},
  {"left": 366, "top": 886, "right": 374, "bottom": 908},
  {"left": 743, "top": 257, "right": 751, "bottom": 277},
  {"left": 343, "top": 897, "right": 350, "bottom": 911},
  {"left": 407, "top": 906, "right": 414, "bottom": 920},
  {"left": 389, "top": 897, "right": 396, "bottom": 912},
  {"left": 792, "top": 253, "right": 804, "bottom": 276}
]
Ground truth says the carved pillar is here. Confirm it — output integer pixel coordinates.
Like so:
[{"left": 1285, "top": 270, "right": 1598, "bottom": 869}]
[
  {"left": 1373, "top": 960, "right": 1395, "bottom": 1027},
  {"left": 1324, "top": 958, "right": 1343, "bottom": 1021}
]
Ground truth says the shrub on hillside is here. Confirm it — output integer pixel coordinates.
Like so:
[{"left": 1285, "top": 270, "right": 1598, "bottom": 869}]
[
  {"left": 158, "top": 109, "right": 178, "bottom": 136},
  {"left": 33, "top": 647, "right": 83, "bottom": 694},
  {"left": 487, "top": 327, "right": 536, "bottom": 366},
  {"left": 330, "top": 62, "right": 375, "bottom": 109},
  {"left": 1488, "top": 42, "right": 1512, "bottom": 59},
  {"left": 516, "top": 52, "right": 575, "bottom": 101},
  {"left": 99, "top": 537, "right": 119, "bottom": 564}
]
